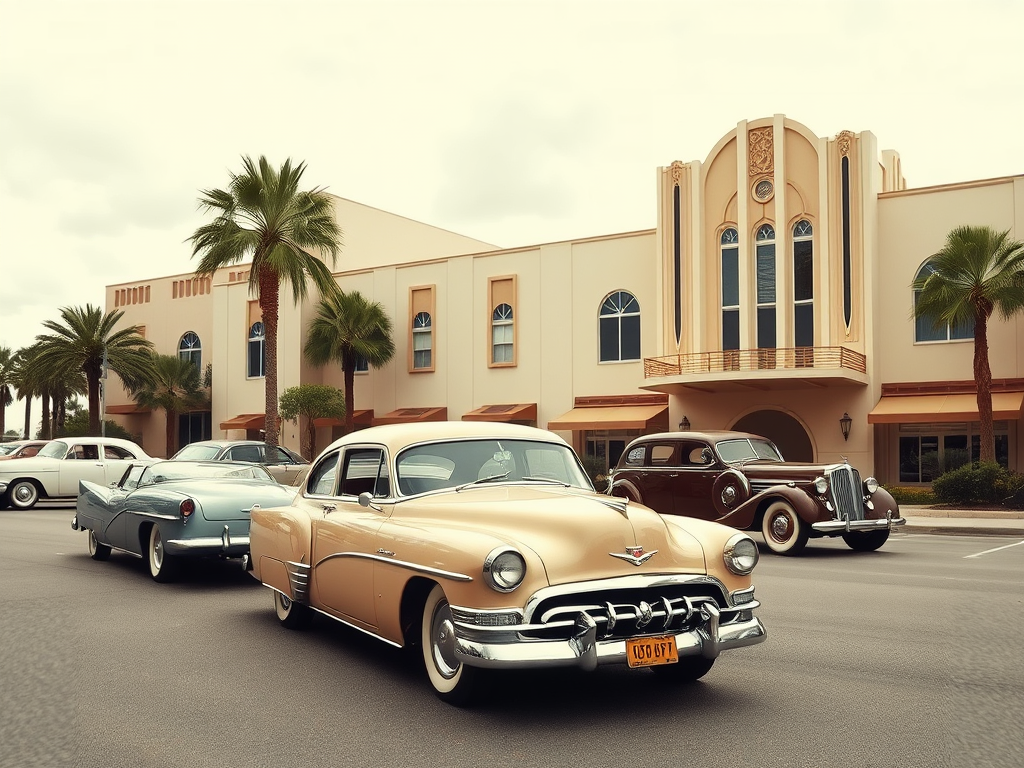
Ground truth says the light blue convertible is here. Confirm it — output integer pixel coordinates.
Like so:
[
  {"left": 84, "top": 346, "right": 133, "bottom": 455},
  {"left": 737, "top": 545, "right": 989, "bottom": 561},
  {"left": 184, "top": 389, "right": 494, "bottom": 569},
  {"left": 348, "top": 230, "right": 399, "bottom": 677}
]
[{"left": 73, "top": 460, "right": 298, "bottom": 582}]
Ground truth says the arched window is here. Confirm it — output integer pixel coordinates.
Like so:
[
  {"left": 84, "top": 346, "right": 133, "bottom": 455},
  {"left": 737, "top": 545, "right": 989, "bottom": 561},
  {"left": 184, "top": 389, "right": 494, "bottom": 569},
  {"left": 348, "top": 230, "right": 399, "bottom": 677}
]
[
  {"left": 247, "top": 322, "right": 265, "bottom": 378},
  {"left": 792, "top": 220, "right": 814, "bottom": 351},
  {"left": 755, "top": 224, "right": 776, "bottom": 352},
  {"left": 412, "top": 312, "right": 432, "bottom": 369},
  {"left": 599, "top": 291, "right": 641, "bottom": 362},
  {"left": 178, "top": 331, "right": 201, "bottom": 370},
  {"left": 492, "top": 303, "right": 514, "bottom": 364},
  {"left": 720, "top": 229, "right": 740, "bottom": 361},
  {"left": 914, "top": 262, "right": 974, "bottom": 342}
]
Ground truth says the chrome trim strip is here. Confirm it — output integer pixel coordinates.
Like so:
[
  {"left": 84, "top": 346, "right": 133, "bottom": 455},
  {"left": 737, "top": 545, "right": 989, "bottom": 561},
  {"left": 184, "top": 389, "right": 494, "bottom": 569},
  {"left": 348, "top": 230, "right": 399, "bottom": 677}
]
[
  {"left": 166, "top": 536, "right": 250, "bottom": 549},
  {"left": 133, "top": 510, "right": 181, "bottom": 521},
  {"left": 263, "top": 585, "right": 403, "bottom": 649},
  {"left": 314, "top": 551, "right": 473, "bottom": 582},
  {"left": 285, "top": 561, "right": 312, "bottom": 604}
]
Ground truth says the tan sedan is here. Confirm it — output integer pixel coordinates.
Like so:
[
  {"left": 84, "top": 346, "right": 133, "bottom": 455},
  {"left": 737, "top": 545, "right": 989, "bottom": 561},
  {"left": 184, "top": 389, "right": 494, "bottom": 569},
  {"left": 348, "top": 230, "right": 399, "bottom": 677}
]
[{"left": 247, "top": 421, "right": 766, "bottom": 705}]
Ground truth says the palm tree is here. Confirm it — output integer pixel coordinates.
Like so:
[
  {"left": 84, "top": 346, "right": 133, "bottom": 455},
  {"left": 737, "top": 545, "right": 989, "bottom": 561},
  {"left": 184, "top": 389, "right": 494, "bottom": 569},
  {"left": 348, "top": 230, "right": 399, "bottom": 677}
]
[
  {"left": 33, "top": 305, "right": 155, "bottom": 436},
  {"left": 132, "top": 354, "right": 209, "bottom": 458},
  {"left": 0, "top": 346, "right": 14, "bottom": 438},
  {"left": 912, "top": 225, "right": 1024, "bottom": 463},
  {"left": 189, "top": 156, "right": 342, "bottom": 446},
  {"left": 304, "top": 291, "right": 395, "bottom": 434},
  {"left": 11, "top": 346, "right": 44, "bottom": 439}
]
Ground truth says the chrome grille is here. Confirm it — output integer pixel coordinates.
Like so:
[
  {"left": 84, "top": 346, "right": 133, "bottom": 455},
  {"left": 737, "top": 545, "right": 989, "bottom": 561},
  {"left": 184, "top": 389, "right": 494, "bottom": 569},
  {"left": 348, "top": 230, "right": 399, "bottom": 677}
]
[{"left": 827, "top": 465, "right": 865, "bottom": 521}]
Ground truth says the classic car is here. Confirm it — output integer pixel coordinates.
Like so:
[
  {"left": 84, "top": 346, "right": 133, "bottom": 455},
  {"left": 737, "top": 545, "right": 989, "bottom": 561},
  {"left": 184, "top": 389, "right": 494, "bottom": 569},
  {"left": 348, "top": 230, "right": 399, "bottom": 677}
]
[
  {"left": 72, "top": 459, "right": 299, "bottom": 582},
  {"left": 0, "top": 440, "right": 49, "bottom": 461},
  {"left": 0, "top": 437, "right": 151, "bottom": 510},
  {"left": 608, "top": 430, "right": 905, "bottom": 555},
  {"left": 171, "top": 440, "right": 310, "bottom": 485},
  {"left": 247, "top": 421, "right": 766, "bottom": 705}
]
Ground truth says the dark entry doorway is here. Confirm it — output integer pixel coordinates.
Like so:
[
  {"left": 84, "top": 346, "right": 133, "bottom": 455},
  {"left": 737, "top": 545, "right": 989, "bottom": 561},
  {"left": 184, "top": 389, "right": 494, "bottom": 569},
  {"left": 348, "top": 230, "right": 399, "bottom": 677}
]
[{"left": 731, "top": 410, "right": 813, "bottom": 462}]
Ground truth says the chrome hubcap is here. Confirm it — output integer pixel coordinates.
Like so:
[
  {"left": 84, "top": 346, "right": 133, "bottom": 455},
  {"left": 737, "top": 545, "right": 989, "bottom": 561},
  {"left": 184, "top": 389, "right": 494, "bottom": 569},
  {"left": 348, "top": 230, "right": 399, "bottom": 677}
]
[
  {"left": 431, "top": 606, "right": 459, "bottom": 678},
  {"left": 14, "top": 485, "right": 33, "bottom": 503},
  {"left": 771, "top": 514, "right": 791, "bottom": 539}
]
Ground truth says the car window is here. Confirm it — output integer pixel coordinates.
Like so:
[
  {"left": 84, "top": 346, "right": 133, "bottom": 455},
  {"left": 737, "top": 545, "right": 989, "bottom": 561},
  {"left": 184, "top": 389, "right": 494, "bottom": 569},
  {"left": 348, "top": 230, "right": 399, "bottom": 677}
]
[
  {"left": 120, "top": 465, "right": 147, "bottom": 490},
  {"left": 71, "top": 444, "right": 100, "bottom": 460},
  {"left": 306, "top": 450, "right": 340, "bottom": 496},
  {"left": 264, "top": 446, "right": 295, "bottom": 464},
  {"left": 228, "top": 445, "right": 263, "bottom": 463},
  {"left": 649, "top": 444, "right": 678, "bottom": 467},
  {"left": 38, "top": 441, "right": 70, "bottom": 459},
  {"left": 623, "top": 446, "right": 645, "bottom": 467},
  {"left": 104, "top": 445, "right": 136, "bottom": 460},
  {"left": 339, "top": 448, "right": 387, "bottom": 497},
  {"left": 173, "top": 444, "right": 222, "bottom": 460}
]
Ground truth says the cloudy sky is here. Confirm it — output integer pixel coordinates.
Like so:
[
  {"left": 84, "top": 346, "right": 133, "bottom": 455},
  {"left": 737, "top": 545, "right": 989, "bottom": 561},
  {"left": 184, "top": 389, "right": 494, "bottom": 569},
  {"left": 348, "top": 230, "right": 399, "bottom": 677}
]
[{"left": 2, "top": 0, "right": 1022, "bottom": 434}]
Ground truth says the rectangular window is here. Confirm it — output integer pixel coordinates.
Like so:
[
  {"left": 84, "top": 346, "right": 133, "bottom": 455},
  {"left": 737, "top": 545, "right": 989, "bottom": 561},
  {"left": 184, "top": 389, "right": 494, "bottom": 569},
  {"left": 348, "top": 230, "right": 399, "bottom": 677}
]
[
  {"left": 488, "top": 276, "right": 517, "bottom": 368},
  {"left": 756, "top": 307, "right": 776, "bottom": 349},
  {"left": 755, "top": 243, "right": 776, "bottom": 304},
  {"left": 409, "top": 285, "right": 435, "bottom": 373},
  {"left": 619, "top": 315, "right": 641, "bottom": 360},
  {"left": 722, "top": 310, "right": 740, "bottom": 352},
  {"left": 721, "top": 246, "right": 739, "bottom": 307},
  {"left": 793, "top": 240, "right": 813, "bottom": 302},
  {"left": 492, "top": 324, "right": 514, "bottom": 363},
  {"left": 794, "top": 304, "right": 814, "bottom": 348}
]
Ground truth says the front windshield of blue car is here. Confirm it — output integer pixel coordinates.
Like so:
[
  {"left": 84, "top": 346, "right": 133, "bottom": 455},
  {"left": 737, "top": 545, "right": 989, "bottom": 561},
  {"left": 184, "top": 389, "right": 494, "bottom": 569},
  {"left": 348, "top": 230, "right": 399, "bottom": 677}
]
[
  {"left": 716, "top": 438, "right": 784, "bottom": 464},
  {"left": 395, "top": 438, "right": 592, "bottom": 495},
  {"left": 38, "top": 441, "right": 69, "bottom": 459},
  {"left": 140, "top": 461, "right": 274, "bottom": 485}
]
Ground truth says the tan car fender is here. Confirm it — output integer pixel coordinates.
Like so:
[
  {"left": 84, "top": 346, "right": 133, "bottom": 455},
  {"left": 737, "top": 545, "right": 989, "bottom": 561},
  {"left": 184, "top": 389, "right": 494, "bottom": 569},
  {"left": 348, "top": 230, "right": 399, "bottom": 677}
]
[{"left": 249, "top": 505, "right": 312, "bottom": 596}]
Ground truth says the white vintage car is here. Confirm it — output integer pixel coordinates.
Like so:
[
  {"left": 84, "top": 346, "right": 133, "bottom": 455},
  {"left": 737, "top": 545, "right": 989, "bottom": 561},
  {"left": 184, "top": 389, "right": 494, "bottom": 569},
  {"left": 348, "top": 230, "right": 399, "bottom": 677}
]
[
  {"left": 247, "top": 421, "right": 767, "bottom": 705},
  {"left": 0, "top": 437, "right": 152, "bottom": 510}
]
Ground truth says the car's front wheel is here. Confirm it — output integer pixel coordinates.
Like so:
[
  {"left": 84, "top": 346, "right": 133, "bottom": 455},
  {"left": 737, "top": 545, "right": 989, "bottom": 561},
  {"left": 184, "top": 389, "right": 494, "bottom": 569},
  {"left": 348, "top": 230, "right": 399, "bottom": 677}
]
[
  {"left": 842, "top": 529, "right": 890, "bottom": 552},
  {"left": 761, "top": 500, "right": 809, "bottom": 555},
  {"left": 87, "top": 529, "right": 111, "bottom": 561},
  {"left": 421, "top": 584, "right": 481, "bottom": 706},
  {"left": 148, "top": 526, "right": 180, "bottom": 583},
  {"left": 8, "top": 480, "right": 40, "bottom": 510},
  {"left": 274, "top": 590, "right": 313, "bottom": 630},
  {"left": 651, "top": 656, "right": 715, "bottom": 682}
]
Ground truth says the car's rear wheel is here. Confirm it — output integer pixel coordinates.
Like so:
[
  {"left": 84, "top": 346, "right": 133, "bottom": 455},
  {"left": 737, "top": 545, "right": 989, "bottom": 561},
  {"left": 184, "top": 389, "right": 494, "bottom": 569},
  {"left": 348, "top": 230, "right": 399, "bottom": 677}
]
[
  {"left": 761, "top": 500, "right": 809, "bottom": 555},
  {"left": 274, "top": 590, "right": 313, "bottom": 630},
  {"left": 842, "top": 529, "right": 890, "bottom": 552},
  {"left": 651, "top": 656, "right": 715, "bottom": 682},
  {"left": 87, "top": 529, "right": 111, "bottom": 561},
  {"left": 148, "top": 526, "right": 180, "bottom": 583},
  {"left": 421, "top": 584, "right": 481, "bottom": 706},
  {"left": 8, "top": 480, "right": 40, "bottom": 510}
]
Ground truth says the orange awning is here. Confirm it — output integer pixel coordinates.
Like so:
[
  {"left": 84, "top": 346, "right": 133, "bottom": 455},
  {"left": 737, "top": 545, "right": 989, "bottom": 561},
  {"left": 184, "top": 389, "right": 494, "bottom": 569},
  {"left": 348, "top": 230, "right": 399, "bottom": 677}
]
[
  {"left": 373, "top": 407, "right": 448, "bottom": 426},
  {"left": 868, "top": 392, "right": 1024, "bottom": 424},
  {"left": 105, "top": 404, "right": 152, "bottom": 415},
  {"left": 219, "top": 413, "right": 266, "bottom": 430},
  {"left": 547, "top": 404, "right": 669, "bottom": 431},
  {"left": 462, "top": 403, "right": 537, "bottom": 423},
  {"left": 313, "top": 410, "right": 374, "bottom": 428}
]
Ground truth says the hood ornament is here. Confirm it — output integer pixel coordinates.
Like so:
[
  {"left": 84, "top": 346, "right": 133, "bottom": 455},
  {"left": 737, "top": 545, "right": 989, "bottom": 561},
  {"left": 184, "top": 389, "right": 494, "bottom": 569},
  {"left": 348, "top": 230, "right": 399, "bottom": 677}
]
[{"left": 610, "top": 545, "right": 658, "bottom": 566}]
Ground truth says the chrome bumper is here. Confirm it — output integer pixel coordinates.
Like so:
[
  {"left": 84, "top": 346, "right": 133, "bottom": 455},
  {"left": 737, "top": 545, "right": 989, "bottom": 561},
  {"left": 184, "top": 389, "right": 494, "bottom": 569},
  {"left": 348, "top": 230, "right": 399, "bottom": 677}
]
[
  {"left": 166, "top": 527, "right": 250, "bottom": 555},
  {"left": 812, "top": 510, "right": 906, "bottom": 534},
  {"left": 452, "top": 603, "right": 766, "bottom": 671}
]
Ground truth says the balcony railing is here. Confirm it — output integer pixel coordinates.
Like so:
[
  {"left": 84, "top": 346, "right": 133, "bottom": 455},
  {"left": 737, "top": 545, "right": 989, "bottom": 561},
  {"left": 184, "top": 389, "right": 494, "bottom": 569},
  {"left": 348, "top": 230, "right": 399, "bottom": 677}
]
[{"left": 644, "top": 346, "right": 867, "bottom": 378}]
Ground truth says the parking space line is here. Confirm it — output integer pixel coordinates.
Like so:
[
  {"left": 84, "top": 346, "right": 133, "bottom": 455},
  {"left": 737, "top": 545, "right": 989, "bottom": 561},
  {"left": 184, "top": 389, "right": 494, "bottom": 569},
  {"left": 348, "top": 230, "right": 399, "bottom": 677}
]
[{"left": 964, "top": 540, "right": 1024, "bottom": 559}]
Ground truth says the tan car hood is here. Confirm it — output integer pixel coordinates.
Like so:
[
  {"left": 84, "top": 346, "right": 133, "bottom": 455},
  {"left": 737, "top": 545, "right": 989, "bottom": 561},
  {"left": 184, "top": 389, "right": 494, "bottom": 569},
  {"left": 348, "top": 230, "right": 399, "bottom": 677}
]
[{"left": 393, "top": 485, "right": 708, "bottom": 585}]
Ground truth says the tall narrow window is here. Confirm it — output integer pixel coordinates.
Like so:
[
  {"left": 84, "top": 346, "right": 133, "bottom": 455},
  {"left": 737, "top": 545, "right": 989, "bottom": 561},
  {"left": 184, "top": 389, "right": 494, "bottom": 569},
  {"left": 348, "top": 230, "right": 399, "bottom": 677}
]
[
  {"left": 720, "top": 228, "right": 740, "bottom": 369},
  {"left": 247, "top": 322, "right": 265, "bottom": 378},
  {"left": 914, "top": 262, "right": 974, "bottom": 342},
  {"left": 599, "top": 291, "right": 641, "bottom": 362},
  {"left": 178, "top": 331, "right": 201, "bottom": 370},
  {"left": 492, "top": 303, "right": 514, "bottom": 364},
  {"left": 755, "top": 224, "right": 777, "bottom": 364},
  {"left": 793, "top": 220, "right": 814, "bottom": 362},
  {"left": 412, "top": 312, "right": 432, "bottom": 369}
]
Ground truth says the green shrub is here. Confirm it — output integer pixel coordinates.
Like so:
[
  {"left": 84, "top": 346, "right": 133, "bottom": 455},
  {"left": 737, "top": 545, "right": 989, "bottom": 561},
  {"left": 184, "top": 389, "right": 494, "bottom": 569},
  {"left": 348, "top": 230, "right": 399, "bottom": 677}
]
[
  {"left": 883, "top": 486, "right": 937, "bottom": 505},
  {"left": 932, "top": 461, "right": 1014, "bottom": 505},
  {"left": 580, "top": 455, "right": 609, "bottom": 492}
]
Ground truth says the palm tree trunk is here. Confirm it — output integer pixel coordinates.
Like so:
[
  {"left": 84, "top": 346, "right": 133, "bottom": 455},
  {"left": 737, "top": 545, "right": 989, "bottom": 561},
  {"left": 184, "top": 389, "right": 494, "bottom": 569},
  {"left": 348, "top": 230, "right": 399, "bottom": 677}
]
[
  {"left": 306, "top": 416, "right": 316, "bottom": 460},
  {"left": 41, "top": 391, "right": 51, "bottom": 440},
  {"left": 23, "top": 397, "right": 31, "bottom": 439},
  {"left": 166, "top": 408, "right": 178, "bottom": 459},
  {"left": 344, "top": 365, "right": 355, "bottom": 435},
  {"left": 260, "top": 271, "right": 281, "bottom": 447},
  {"left": 974, "top": 316, "right": 995, "bottom": 463},
  {"left": 87, "top": 374, "right": 101, "bottom": 436}
]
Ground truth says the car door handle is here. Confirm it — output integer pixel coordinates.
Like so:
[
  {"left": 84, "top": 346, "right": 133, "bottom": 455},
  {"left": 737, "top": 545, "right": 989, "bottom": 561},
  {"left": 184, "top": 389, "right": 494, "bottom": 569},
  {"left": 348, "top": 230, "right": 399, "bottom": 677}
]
[{"left": 321, "top": 504, "right": 336, "bottom": 514}]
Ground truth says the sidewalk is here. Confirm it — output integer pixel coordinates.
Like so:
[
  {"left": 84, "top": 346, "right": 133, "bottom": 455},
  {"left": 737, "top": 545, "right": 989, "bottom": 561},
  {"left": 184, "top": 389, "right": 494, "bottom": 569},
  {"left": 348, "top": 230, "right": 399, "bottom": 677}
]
[{"left": 900, "top": 505, "right": 1024, "bottom": 536}]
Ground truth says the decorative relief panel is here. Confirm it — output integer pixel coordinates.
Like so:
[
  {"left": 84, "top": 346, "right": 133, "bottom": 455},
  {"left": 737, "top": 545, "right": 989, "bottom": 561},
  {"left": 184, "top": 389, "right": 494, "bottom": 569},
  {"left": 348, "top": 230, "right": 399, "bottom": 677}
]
[
  {"left": 837, "top": 130, "right": 854, "bottom": 157},
  {"left": 748, "top": 127, "right": 774, "bottom": 177},
  {"left": 669, "top": 160, "right": 685, "bottom": 185}
]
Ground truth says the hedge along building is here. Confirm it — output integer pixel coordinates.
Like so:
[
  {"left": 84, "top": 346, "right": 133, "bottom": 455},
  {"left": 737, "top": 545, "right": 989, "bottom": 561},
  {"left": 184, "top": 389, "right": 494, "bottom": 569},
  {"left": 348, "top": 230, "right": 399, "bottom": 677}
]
[{"left": 103, "top": 115, "right": 1023, "bottom": 484}]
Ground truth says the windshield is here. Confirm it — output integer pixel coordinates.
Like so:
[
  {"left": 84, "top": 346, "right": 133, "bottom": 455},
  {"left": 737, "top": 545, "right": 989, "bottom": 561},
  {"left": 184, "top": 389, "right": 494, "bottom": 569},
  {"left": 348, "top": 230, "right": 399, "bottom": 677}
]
[
  {"left": 172, "top": 444, "right": 223, "bottom": 460},
  {"left": 715, "top": 438, "right": 784, "bottom": 464},
  {"left": 38, "top": 441, "right": 69, "bottom": 459},
  {"left": 140, "top": 461, "right": 274, "bottom": 485},
  {"left": 395, "top": 438, "right": 592, "bottom": 495}
]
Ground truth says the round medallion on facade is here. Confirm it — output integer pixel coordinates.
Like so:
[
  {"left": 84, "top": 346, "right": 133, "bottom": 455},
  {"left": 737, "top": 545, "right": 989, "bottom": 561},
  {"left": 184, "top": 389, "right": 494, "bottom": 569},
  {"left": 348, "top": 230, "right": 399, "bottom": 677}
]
[{"left": 752, "top": 178, "right": 774, "bottom": 202}]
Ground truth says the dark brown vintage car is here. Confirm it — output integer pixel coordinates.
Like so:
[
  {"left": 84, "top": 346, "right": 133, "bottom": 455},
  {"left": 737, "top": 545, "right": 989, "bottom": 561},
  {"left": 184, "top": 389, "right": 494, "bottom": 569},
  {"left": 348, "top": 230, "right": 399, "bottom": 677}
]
[{"left": 608, "top": 431, "right": 905, "bottom": 555}]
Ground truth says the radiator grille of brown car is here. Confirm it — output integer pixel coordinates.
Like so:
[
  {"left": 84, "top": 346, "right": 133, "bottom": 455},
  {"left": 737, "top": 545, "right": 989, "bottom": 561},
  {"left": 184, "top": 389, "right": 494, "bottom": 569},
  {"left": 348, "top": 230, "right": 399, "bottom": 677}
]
[{"left": 827, "top": 465, "right": 866, "bottom": 521}]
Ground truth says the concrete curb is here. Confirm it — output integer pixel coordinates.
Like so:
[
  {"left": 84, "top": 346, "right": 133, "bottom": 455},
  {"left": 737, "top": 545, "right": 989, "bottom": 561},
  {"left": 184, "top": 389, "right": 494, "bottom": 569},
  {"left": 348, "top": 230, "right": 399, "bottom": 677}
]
[{"left": 901, "top": 523, "right": 1024, "bottom": 537}]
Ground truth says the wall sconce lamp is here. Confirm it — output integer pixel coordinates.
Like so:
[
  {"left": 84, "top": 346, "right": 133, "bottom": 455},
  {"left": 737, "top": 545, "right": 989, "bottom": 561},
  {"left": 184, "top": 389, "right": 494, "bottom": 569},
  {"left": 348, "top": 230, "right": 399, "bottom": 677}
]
[
  {"left": 678, "top": 416, "right": 691, "bottom": 431},
  {"left": 840, "top": 412, "right": 852, "bottom": 441}
]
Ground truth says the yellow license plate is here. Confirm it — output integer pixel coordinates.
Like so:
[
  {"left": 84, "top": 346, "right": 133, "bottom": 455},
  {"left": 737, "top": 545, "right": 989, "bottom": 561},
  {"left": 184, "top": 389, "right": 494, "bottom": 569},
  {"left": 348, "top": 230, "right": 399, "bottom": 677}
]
[{"left": 626, "top": 635, "right": 678, "bottom": 668}]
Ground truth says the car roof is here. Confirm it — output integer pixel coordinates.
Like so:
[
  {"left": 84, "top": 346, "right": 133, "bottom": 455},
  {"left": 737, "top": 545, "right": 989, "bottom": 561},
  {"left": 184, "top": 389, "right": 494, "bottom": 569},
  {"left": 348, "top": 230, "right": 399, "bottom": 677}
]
[
  {"left": 629, "top": 430, "right": 770, "bottom": 444},
  {"left": 321, "top": 421, "right": 571, "bottom": 456}
]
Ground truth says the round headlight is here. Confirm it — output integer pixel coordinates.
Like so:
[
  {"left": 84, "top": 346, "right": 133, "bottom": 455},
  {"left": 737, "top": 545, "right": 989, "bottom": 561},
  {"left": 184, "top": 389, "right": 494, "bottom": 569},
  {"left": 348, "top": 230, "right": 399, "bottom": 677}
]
[
  {"left": 483, "top": 547, "right": 526, "bottom": 592},
  {"left": 813, "top": 476, "right": 829, "bottom": 495},
  {"left": 864, "top": 477, "right": 879, "bottom": 494},
  {"left": 724, "top": 533, "right": 759, "bottom": 575}
]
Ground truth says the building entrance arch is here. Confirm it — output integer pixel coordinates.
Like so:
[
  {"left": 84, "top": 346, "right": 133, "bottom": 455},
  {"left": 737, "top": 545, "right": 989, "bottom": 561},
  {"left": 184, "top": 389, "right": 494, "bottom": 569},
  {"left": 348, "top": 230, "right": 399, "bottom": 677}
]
[{"left": 731, "top": 410, "right": 813, "bottom": 462}]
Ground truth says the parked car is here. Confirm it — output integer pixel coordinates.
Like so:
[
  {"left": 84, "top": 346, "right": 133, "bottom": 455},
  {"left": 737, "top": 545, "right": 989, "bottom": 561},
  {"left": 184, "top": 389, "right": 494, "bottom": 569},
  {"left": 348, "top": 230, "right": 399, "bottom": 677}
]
[
  {"left": 0, "top": 440, "right": 49, "bottom": 461},
  {"left": 608, "top": 430, "right": 905, "bottom": 555},
  {"left": 0, "top": 437, "right": 152, "bottom": 510},
  {"left": 171, "top": 440, "right": 310, "bottom": 485},
  {"left": 246, "top": 421, "right": 766, "bottom": 705},
  {"left": 73, "top": 460, "right": 299, "bottom": 582}
]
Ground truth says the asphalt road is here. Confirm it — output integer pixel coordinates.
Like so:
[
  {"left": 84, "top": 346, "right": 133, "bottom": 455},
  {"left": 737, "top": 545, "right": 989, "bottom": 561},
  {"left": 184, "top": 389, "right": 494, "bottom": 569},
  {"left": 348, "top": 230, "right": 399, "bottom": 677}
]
[{"left": 2, "top": 505, "right": 1022, "bottom": 768}]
